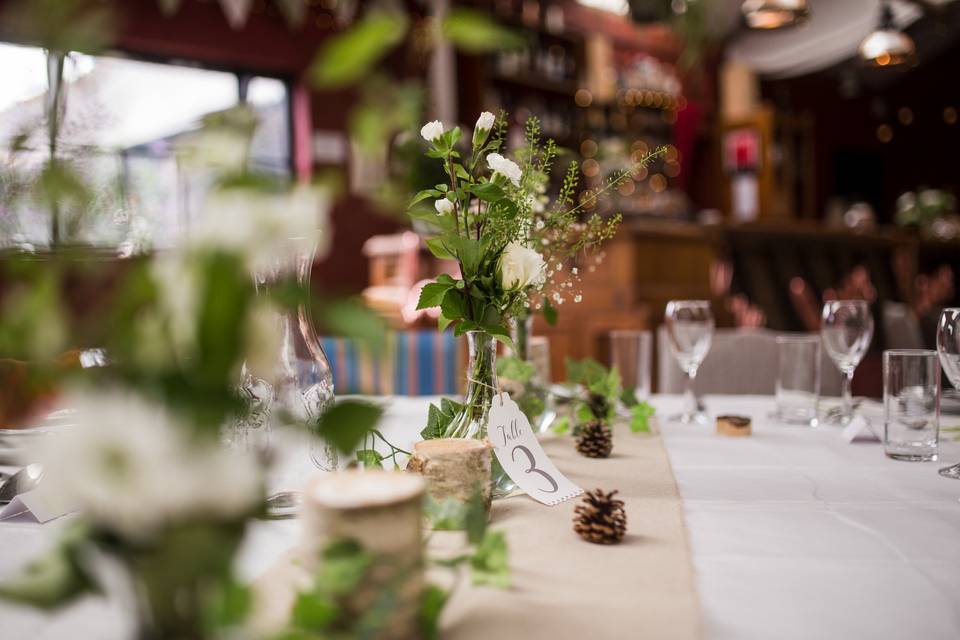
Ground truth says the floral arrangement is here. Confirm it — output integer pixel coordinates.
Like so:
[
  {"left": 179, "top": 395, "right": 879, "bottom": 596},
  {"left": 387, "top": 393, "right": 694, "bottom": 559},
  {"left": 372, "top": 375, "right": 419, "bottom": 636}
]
[{"left": 410, "top": 111, "right": 662, "bottom": 462}]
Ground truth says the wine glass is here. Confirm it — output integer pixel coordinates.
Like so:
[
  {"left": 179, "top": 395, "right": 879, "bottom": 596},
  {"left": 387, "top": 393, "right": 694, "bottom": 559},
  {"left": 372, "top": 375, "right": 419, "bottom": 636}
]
[
  {"left": 664, "top": 300, "right": 714, "bottom": 424},
  {"left": 821, "top": 300, "right": 874, "bottom": 424},
  {"left": 937, "top": 308, "right": 960, "bottom": 479}
]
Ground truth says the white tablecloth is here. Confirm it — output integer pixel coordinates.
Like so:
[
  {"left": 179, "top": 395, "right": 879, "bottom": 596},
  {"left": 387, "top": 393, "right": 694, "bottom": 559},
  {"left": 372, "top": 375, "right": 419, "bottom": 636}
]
[
  {"left": 654, "top": 394, "right": 960, "bottom": 640},
  {"left": 1, "top": 395, "right": 959, "bottom": 640}
]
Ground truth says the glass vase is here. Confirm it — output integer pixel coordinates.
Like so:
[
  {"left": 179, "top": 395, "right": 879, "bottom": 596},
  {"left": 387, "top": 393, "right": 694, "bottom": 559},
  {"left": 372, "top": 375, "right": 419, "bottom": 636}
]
[
  {"left": 443, "top": 331, "right": 515, "bottom": 496},
  {"left": 508, "top": 313, "right": 555, "bottom": 433},
  {"left": 230, "top": 243, "right": 336, "bottom": 469}
]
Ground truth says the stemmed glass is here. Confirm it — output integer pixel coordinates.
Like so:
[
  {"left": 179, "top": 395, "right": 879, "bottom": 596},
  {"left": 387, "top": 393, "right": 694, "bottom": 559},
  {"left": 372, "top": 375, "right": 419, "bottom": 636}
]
[
  {"left": 664, "top": 300, "right": 714, "bottom": 424},
  {"left": 937, "top": 308, "right": 960, "bottom": 479},
  {"left": 821, "top": 300, "right": 874, "bottom": 425}
]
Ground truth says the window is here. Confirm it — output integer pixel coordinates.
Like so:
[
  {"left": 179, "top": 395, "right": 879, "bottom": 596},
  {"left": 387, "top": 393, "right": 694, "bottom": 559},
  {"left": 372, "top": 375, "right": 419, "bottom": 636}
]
[{"left": 0, "top": 43, "right": 292, "bottom": 249}]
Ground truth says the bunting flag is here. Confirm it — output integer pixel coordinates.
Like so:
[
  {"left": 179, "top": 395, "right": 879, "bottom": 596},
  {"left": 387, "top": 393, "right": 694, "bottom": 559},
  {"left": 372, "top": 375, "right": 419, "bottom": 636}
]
[
  {"left": 218, "top": 0, "right": 254, "bottom": 30},
  {"left": 276, "top": 0, "right": 307, "bottom": 29},
  {"left": 156, "top": 0, "right": 183, "bottom": 17}
]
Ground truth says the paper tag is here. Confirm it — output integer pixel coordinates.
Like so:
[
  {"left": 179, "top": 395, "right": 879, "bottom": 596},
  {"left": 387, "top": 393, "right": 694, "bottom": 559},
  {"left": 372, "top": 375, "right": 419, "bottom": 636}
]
[
  {"left": 0, "top": 488, "right": 73, "bottom": 523},
  {"left": 488, "top": 393, "right": 583, "bottom": 505},
  {"left": 842, "top": 414, "right": 881, "bottom": 443}
]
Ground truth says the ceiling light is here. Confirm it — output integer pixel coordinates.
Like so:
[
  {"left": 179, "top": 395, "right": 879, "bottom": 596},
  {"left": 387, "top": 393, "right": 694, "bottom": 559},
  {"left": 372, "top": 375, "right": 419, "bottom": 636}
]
[
  {"left": 741, "top": 0, "right": 809, "bottom": 30},
  {"left": 860, "top": 3, "right": 916, "bottom": 67}
]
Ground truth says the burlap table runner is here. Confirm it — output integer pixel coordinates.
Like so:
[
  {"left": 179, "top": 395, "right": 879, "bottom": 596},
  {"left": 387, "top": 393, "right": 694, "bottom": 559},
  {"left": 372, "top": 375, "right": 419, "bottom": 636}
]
[{"left": 435, "top": 430, "right": 702, "bottom": 640}]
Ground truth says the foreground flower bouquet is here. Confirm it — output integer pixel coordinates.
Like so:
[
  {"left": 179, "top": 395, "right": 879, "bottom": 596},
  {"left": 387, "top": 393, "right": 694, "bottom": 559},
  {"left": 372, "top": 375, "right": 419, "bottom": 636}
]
[{"left": 412, "top": 112, "right": 660, "bottom": 496}]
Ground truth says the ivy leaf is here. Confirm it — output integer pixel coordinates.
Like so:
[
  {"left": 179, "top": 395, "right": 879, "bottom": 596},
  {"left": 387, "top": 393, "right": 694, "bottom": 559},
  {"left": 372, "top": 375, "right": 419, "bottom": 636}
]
[
  {"left": 464, "top": 488, "right": 489, "bottom": 545},
  {"left": 496, "top": 355, "right": 535, "bottom": 384},
  {"left": 317, "top": 400, "right": 383, "bottom": 455},
  {"left": 551, "top": 416, "right": 570, "bottom": 435},
  {"left": 470, "top": 531, "right": 511, "bottom": 588},
  {"left": 318, "top": 539, "right": 372, "bottom": 596},
  {"left": 621, "top": 387, "right": 639, "bottom": 408},
  {"left": 310, "top": 12, "right": 409, "bottom": 88},
  {"left": 421, "top": 398, "right": 463, "bottom": 439},
  {"left": 630, "top": 401, "right": 656, "bottom": 434},
  {"left": 291, "top": 590, "right": 338, "bottom": 630},
  {"left": 355, "top": 448, "right": 384, "bottom": 469},
  {"left": 419, "top": 585, "right": 449, "bottom": 640},
  {"left": 417, "top": 282, "right": 453, "bottom": 310}
]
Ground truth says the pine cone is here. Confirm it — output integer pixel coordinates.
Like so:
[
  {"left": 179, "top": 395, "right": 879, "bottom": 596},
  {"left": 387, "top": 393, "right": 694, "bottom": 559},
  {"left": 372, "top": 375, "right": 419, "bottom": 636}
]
[
  {"left": 587, "top": 392, "right": 609, "bottom": 419},
  {"left": 575, "top": 420, "right": 613, "bottom": 458},
  {"left": 573, "top": 488, "right": 627, "bottom": 544}
]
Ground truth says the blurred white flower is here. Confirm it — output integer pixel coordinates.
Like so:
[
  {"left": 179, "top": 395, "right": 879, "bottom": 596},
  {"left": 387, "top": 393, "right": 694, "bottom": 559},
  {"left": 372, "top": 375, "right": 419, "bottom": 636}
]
[
  {"left": 175, "top": 129, "right": 249, "bottom": 173},
  {"left": 499, "top": 242, "right": 546, "bottom": 290},
  {"left": 192, "top": 183, "right": 331, "bottom": 271},
  {"left": 420, "top": 120, "right": 445, "bottom": 142},
  {"left": 486, "top": 153, "right": 522, "bottom": 187},
  {"left": 434, "top": 198, "right": 453, "bottom": 215},
  {"left": 919, "top": 189, "right": 942, "bottom": 208},
  {"left": 896, "top": 191, "right": 917, "bottom": 212},
  {"left": 32, "top": 390, "right": 261, "bottom": 541}
]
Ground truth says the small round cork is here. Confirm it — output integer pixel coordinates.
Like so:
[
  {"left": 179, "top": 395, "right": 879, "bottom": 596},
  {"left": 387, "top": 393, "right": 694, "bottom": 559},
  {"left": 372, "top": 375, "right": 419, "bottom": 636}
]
[{"left": 716, "top": 415, "right": 752, "bottom": 437}]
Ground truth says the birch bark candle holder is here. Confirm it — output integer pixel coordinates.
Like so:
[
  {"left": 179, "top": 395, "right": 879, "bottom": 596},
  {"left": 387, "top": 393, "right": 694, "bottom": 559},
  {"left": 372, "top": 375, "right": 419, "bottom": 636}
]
[
  {"left": 301, "top": 470, "right": 426, "bottom": 640},
  {"left": 407, "top": 438, "right": 492, "bottom": 528}
]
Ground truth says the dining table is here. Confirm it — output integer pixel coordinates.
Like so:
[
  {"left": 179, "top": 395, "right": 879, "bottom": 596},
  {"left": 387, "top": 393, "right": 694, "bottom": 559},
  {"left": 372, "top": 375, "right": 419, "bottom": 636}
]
[{"left": 1, "top": 394, "right": 959, "bottom": 640}]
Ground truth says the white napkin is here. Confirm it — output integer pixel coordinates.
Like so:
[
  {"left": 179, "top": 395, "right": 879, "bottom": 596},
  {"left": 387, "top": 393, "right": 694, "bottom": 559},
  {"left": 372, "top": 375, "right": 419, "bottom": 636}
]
[{"left": 842, "top": 414, "right": 881, "bottom": 443}]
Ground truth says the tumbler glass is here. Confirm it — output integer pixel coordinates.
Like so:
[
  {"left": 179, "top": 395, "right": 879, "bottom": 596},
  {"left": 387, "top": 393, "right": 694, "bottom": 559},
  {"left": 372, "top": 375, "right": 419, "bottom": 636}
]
[
  {"left": 775, "top": 334, "right": 821, "bottom": 425},
  {"left": 883, "top": 349, "right": 940, "bottom": 461},
  {"left": 610, "top": 330, "right": 653, "bottom": 403}
]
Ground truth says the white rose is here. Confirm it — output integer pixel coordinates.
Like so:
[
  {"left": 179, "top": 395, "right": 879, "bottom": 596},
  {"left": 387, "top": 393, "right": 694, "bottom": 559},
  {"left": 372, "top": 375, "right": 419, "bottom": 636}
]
[
  {"left": 476, "top": 111, "right": 496, "bottom": 131},
  {"left": 435, "top": 198, "right": 453, "bottom": 215},
  {"left": 486, "top": 153, "right": 522, "bottom": 187},
  {"left": 499, "top": 242, "right": 546, "bottom": 290},
  {"left": 420, "top": 120, "right": 445, "bottom": 142}
]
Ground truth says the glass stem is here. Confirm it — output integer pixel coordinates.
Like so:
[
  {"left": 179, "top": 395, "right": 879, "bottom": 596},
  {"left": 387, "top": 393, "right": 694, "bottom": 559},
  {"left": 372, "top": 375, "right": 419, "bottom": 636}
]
[
  {"left": 684, "top": 370, "right": 697, "bottom": 415},
  {"left": 842, "top": 370, "right": 854, "bottom": 419}
]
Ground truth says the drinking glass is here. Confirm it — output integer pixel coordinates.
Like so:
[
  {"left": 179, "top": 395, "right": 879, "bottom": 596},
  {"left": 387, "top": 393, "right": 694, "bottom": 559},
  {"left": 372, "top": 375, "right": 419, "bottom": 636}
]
[
  {"left": 775, "top": 334, "right": 820, "bottom": 425},
  {"left": 821, "top": 300, "right": 874, "bottom": 425},
  {"left": 937, "top": 308, "right": 960, "bottom": 478},
  {"left": 883, "top": 350, "right": 939, "bottom": 461},
  {"left": 610, "top": 330, "right": 653, "bottom": 403},
  {"left": 664, "top": 300, "right": 714, "bottom": 423}
]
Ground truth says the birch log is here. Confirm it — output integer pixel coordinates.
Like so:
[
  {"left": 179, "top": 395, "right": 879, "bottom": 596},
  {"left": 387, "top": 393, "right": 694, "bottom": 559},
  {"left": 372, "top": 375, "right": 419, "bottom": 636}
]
[
  {"left": 407, "top": 438, "right": 492, "bottom": 510},
  {"left": 302, "top": 470, "right": 426, "bottom": 639}
]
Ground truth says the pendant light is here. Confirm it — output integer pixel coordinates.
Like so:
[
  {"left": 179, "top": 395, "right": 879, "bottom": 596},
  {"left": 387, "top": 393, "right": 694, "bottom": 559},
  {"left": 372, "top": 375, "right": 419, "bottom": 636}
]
[
  {"left": 859, "top": 1, "right": 916, "bottom": 67},
  {"left": 741, "top": 0, "right": 809, "bottom": 30}
]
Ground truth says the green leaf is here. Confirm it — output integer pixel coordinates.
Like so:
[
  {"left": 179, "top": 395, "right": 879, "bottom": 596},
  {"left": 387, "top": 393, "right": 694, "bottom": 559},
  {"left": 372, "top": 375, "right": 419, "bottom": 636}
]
[
  {"left": 0, "top": 538, "right": 95, "bottom": 609},
  {"left": 318, "top": 539, "right": 372, "bottom": 596},
  {"left": 417, "top": 282, "right": 453, "bottom": 310},
  {"left": 310, "top": 12, "right": 409, "bottom": 88},
  {"left": 320, "top": 298, "right": 386, "bottom": 353},
  {"left": 317, "top": 400, "right": 383, "bottom": 455},
  {"left": 437, "top": 312, "right": 454, "bottom": 332},
  {"left": 292, "top": 591, "right": 338, "bottom": 630},
  {"left": 423, "top": 496, "right": 470, "bottom": 530},
  {"left": 629, "top": 401, "right": 656, "bottom": 433},
  {"left": 470, "top": 181, "right": 505, "bottom": 203},
  {"left": 419, "top": 585, "right": 449, "bottom": 640},
  {"left": 421, "top": 398, "right": 463, "bottom": 440},
  {"left": 470, "top": 530, "right": 511, "bottom": 588},
  {"left": 543, "top": 299, "right": 558, "bottom": 326},
  {"left": 408, "top": 188, "right": 441, "bottom": 208},
  {"left": 204, "top": 580, "right": 251, "bottom": 632},
  {"left": 442, "top": 9, "right": 526, "bottom": 53},
  {"left": 621, "top": 387, "right": 639, "bottom": 408},
  {"left": 551, "top": 416, "right": 570, "bottom": 435},
  {"left": 425, "top": 236, "right": 455, "bottom": 260},
  {"left": 464, "top": 488, "right": 489, "bottom": 545},
  {"left": 575, "top": 402, "right": 594, "bottom": 424},
  {"left": 440, "top": 289, "right": 468, "bottom": 322},
  {"left": 497, "top": 355, "right": 535, "bottom": 384},
  {"left": 355, "top": 448, "right": 384, "bottom": 468}
]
